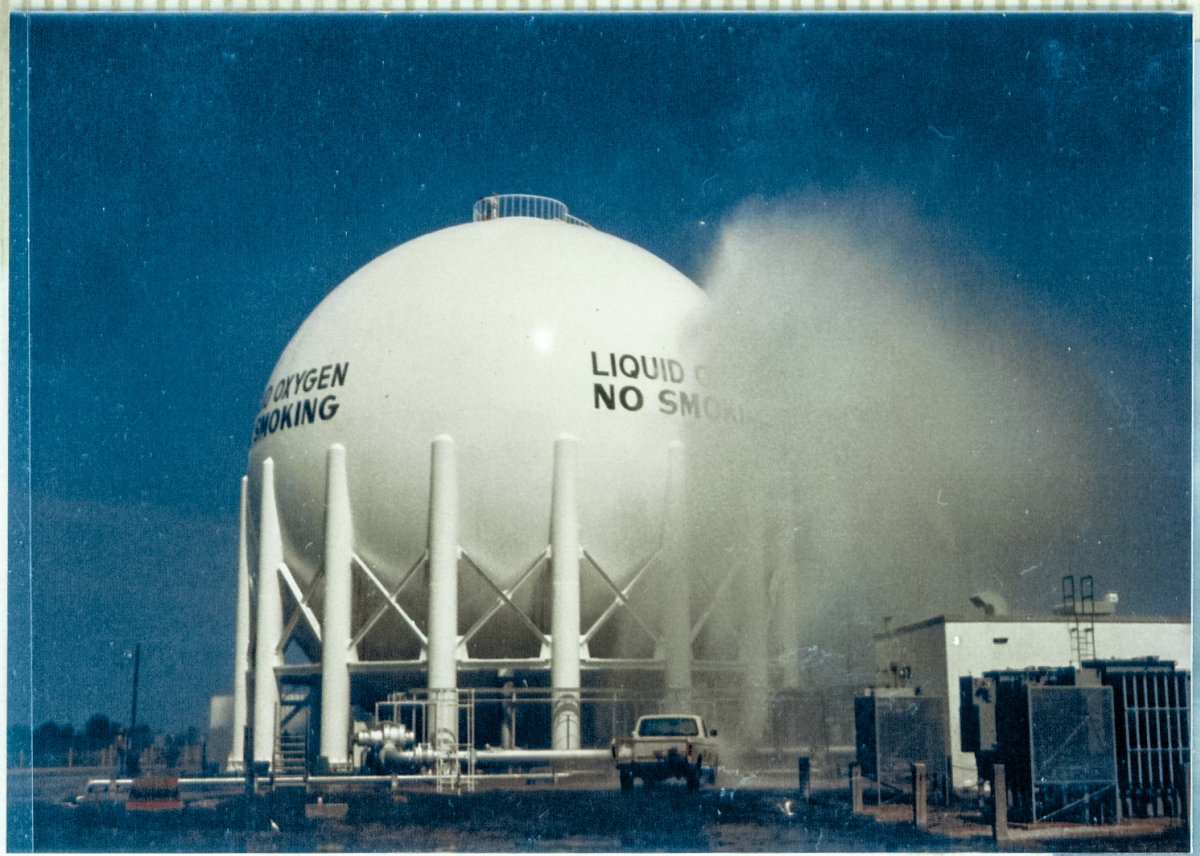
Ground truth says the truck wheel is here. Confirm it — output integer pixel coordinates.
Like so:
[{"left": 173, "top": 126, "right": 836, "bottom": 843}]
[{"left": 619, "top": 770, "right": 634, "bottom": 791}]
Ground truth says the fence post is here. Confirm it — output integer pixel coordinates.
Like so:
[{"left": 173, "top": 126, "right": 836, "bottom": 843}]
[
  {"left": 798, "top": 756, "right": 811, "bottom": 799},
  {"left": 912, "top": 762, "right": 927, "bottom": 828},
  {"left": 993, "top": 763, "right": 1009, "bottom": 844},
  {"left": 850, "top": 763, "right": 865, "bottom": 814},
  {"left": 1180, "top": 762, "right": 1190, "bottom": 828}
]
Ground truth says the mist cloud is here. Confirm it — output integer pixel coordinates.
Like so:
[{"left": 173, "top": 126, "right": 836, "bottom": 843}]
[{"left": 682, "top": 198, "right": 1117, "bottom": 685}]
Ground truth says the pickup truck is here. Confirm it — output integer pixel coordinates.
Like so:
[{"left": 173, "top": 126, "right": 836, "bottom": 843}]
[{"left": 610, "top": 714, "right": 719, "bottom": 791}]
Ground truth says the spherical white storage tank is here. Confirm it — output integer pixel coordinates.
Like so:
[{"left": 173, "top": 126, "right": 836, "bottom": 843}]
[{"left": 246, "top": 199, "right": 709, "bottom": 662}]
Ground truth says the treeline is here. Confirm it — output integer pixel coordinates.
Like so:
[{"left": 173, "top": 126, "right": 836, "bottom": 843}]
[{"left": 8, "top": 715, "right": 203, "bottom": 770}]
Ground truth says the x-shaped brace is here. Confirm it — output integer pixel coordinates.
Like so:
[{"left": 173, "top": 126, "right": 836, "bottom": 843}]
[
  {"left": 460, "top": 550, "right": 550, "bottom": 650},
  {"left": 352, "top": 552, "right": 429, "bottom": 649},
  {"left": 276, "top": 561, "right": 322, "bottom": 657},
  {"left": 458, "top": 547, "right": 552, "bottom": 648},
  {"left": 581, "top": 549, "right": 661, "bottom": 646}
]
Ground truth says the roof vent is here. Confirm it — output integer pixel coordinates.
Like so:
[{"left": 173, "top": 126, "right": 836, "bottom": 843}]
[
  {"left": 969, "top": 591, "right": 1009, "bottom": 617},
  {"left": 473, "top": 194, "right": 592, "bottom": 228}
]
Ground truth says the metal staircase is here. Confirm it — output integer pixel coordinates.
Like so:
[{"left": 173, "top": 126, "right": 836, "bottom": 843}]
[{"left": 275, "top": 731, "right": 308, "bottom": 775}]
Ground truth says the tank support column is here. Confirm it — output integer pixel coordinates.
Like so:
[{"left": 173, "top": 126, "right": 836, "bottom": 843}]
[
  {"left": 426, "top": 436, "right": 460, "bottom": 754},
  {"left": 550, "top": 435, "right": 581, "bottom": 751},
  {"left": 662, "top": 442, "right": 693, "bottom": 713},
  {"left": 228, "top": 476, "right": 252, "bottom": 772},
  {"left": 253, "top": 458, "right": 285, "bottom": 769},
  {"left": 320, "top": 444, "right": 354, "bottom": 770}
]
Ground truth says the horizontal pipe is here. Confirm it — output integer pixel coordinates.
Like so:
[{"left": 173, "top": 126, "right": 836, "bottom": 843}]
[
  {"left": 474, "top": 749, "right": 611, "bottom": 765},
  {"left": 306, "top": 774, "right": 441, "bottom": 785},
  {"left": 377, "top": 746, "right": 610, "bottom": 768},
  {"left": 305, "top": 772, "right": 570, "bottom": 785},
  {"left": 276, "top": 657, "right": 745, "bottom": 676}
]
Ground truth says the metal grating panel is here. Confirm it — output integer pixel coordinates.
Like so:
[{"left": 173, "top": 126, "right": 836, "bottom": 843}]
[
  {"left": 855, "top": 694, "right": 949, "bottom": 803},
  {"left": 1025, "top": 685, "right": 1119, "bottom": 823},
  {"left": 1084, "top": 660, "right": 1190, "bottom": 818},
  {"left": 1029, "top": 686, "right": 1117, "bottom": 784}
]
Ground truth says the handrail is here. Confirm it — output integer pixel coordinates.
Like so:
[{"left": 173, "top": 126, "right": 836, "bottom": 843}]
[{"left": 473, "top": 194, "right": 592, "bottom": 228}]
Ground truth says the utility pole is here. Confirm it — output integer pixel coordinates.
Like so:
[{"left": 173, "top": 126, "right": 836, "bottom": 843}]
[{"left": 126, "top": 644, "right": 142, "bottom": 776}]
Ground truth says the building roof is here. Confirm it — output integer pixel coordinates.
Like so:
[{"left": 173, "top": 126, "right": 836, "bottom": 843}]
[{"left": 875, "top": 613, "right": 1190, "bottom": 641}]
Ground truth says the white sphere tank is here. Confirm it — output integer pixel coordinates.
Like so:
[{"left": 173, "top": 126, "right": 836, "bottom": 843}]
[{"left": 247, "top": 200, "right": 709, "bottom": 661}]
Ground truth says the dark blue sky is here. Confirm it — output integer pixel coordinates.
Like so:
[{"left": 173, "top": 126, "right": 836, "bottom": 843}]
[{"left": 9, "top": 13, "right": 1190, "bottom": 731}]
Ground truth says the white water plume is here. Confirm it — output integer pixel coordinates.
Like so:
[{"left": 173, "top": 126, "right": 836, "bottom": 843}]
[{"left": 681, "top": 197, "right": 1111, "bottom": 691}]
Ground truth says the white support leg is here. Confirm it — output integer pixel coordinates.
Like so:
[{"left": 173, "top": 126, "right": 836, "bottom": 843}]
[
  {"left": 662, "top": 442, "right": 693, "bottom": 713},
  {"left": 550, "top": 435, "right": 581, "bottom": 751},
  {"left": 426, "top": 435, "right": 459, "bottom": 753},
  {"left": 228, "top": 475, "right": 252, "bottom": 772},
  {"left": 320, "top": 444, "right": 353, "bottom": 770},
  {"left": 253, "top": 458, "right": 285, "bottom": 768}
]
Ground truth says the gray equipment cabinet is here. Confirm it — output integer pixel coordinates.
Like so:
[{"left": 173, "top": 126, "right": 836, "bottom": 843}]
[{"left": 855, "top": 690, "right": 949, "bottom": 805}]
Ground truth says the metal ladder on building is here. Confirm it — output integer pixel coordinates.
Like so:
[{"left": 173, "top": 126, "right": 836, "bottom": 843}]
[{"left": 1062, "top": 574, "right": 1097, "bottom": 665}]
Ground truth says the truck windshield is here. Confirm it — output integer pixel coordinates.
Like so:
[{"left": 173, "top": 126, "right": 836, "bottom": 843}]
[{"left": 637, "top": 717, "right": 699, "bottom": 737}]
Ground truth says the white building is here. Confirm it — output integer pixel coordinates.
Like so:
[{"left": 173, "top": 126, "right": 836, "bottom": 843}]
[{"left": 873, "top": 613, "right": 1192, "bottom": 791}]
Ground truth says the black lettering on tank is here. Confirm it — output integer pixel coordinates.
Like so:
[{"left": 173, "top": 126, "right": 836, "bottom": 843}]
[
  {"left": 594, "top": 384, "right": 615, "bottom": 410},
  {"left": 619, "top": 386, "right": 644, "bottom": 411},
  {"left": 619, "top": 355, "right": 640, "bottom": 379},
  {"left": 269, "top": 409, "right": 281, "bottom": 432},
  {"left": 658, "top": 389, "right": 677, "bottom": 415},
  {"left": 667, "top": 360, "right": 685, "bottom": 384},
  {"left": 302, "top": 398, "right": 316, "bottom": 425},
  {"left": 332, "top": 362, "right": 349, "bottom": 387},
  {"left": 591, "top": 352, "right": 610, "bottom": 377},
  {"left": 641, "top": 356, "right": 660, "bottom": 380},
  {"left": 319, "top": 395, "right": 339, "bottom": 420},
  {"left": 318, "top": 365, "right": 333, "bottom": 390},
  {"left": 679, "top": 392, "right": 701, "bottom": 417},
  {"left": 279, "top": 404, "right": 293, "bottom": 430}
]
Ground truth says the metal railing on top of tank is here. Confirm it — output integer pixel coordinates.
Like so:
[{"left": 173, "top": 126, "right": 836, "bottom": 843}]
[{"left": 472, "top": 194, "right": 592, "bottom": 228}]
